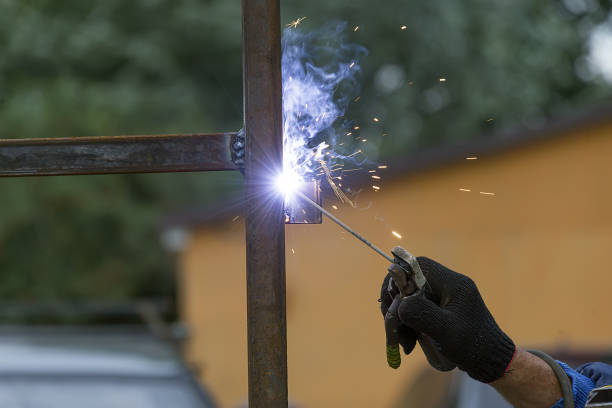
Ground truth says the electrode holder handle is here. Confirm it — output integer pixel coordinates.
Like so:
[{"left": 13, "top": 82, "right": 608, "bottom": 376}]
[{"left": 386, "top": 247, "right": 457, "bottom": 372}]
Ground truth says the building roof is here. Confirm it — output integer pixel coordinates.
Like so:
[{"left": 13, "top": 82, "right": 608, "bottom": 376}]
[
  {"left": 380, "top": 101, "right": 612, "bottom": 179},
  {"left": 160, "top": 101, "right": 612, "bottom": 231}
]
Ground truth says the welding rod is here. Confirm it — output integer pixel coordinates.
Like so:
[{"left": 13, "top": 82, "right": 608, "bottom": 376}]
[{"left": 295, "top": 190, "right": 394, "bottom": 263}]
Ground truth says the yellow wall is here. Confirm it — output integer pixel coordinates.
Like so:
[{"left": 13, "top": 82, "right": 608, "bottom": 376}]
[{"left": 179, "top": 125, "right": 612, "bottom": 407}]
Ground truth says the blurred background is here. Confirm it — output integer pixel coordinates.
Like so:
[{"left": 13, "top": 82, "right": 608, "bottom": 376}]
[{"left": 1, "top": 0, "right": 612, "bottom": 407}]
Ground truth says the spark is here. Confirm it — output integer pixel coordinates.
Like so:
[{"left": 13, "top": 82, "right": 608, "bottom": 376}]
[
  {"left": 353, "top": 125, "right": 360, "bottom": 130},
  {"left": 346, "top": 132, "right": 352, "bottom": 136},
  {"left": 371, "top": 175, "right": 381, "bottom": 179},
  {"left": 439, "top": 78, "right": 447, "bottom": 82},
  {"left": 381, "top": 132, "right": 388, "bottom": 137},
  {"left": 479, "top": 191, "right": 495, "bottom": 196},
  {"left": 346, "top": 150, "right": 362, "bottom": 158},
  {"left": 342, "top": 168, "right": 360, "bottom": 173},
  {"left": 368, "top": 170, "right": 376, "bottom": 173},
  {"left": 332, "top": 205, "right": 338, "bottom": 210},
  {"left": 353, "top": 96, "right": 361, "bottom": 102},
  {"left": 232, "top": 215, "right": 240, "bottom": 222},
  {"left": 378, "top": 165, "right": 387, "bottom": 169},
  {"left": 349, "top": 62, "right": 356, "bottom": 68},
  {"left": 361, "top": 138, "right": 367, "bottom": 142},
  {"left": 286, "top": 16, "right": 307, "bottom": 28},
  {"left": 459, "top": 188, "right": 471, "bottom": 192},
  {"left": 373, "top": 117, "right": 380, "bottom": 122},
  {"left": 372, "top": 185, "right": 381, "bottom": 190},
  {"left": 487, "top": 117, "right": 494, "bottom": 122},
  {"left": 353, "top": 25, "right": 360, "bottom": 32},
  {"left": 291, "top": 248, "right": 296, "bottom": 254},
  {"left": 400, "top": 25, "right": 407, "bottom": 30},
  {"left": 392, "top": 231, "right": 402, "bottom": 239},
  {"left": 319, "top": 160, "right": 354, "bottom": 207},
  {"left": 466, "top": 157, "right": 478, "bottom": 160}
]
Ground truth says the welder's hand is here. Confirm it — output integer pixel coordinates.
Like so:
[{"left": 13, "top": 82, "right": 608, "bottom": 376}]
[{"left": 380, "top": 257, "right": 516, "bottom": 383}]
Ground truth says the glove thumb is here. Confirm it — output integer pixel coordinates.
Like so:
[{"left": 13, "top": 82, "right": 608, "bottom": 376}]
[{"left": 397, "top": 295, "right": 454, "bottom": 340}]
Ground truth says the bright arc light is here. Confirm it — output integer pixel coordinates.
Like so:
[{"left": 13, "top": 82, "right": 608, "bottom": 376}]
[{"left": 275, "top": 170, "right": 303, "bottom": 201}]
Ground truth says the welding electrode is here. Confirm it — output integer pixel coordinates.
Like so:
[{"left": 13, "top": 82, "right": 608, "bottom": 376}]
[
  {"left": 294, "top": 191, "right": 393, "bottom": 263},
  {"left": 294, "top": 190, "right": 456, "bottom": 371}
]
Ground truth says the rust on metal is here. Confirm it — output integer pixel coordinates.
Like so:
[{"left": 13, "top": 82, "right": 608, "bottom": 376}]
[
  {"left": 242, "top": 0, "right": 288, "bottom": 406},
  {"left": 0, "top": 133, "right": 237, "bottom": 177}
]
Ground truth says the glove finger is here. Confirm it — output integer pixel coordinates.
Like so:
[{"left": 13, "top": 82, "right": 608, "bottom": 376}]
[
  {"left": 397, "top": 295, "right": 455, "bottom": 340},
  {"left": 379, "top": 273, "right": 395, "bottom": 317},
  {"left": 398, "top": 325, "right": 418, "bottom": 355}
]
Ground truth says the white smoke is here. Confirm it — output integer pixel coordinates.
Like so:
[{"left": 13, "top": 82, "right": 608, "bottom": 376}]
[{"left": 282, "top": 23, "right": 367, "bottom": 181}]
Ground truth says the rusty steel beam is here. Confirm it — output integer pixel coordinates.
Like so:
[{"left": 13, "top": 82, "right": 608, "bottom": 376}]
[
  {"left": 242, "top": 0, "right": 287, "bottom": 406},
  {"left": 0, "top": 133, "right": 237, "bottom": 177}
]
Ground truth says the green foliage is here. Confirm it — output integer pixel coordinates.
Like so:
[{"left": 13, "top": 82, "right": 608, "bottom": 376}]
[
  {"left": 282, "top": 0, "right": 612, "bottom": 156},
  {"left": 0, "top": 172, "right": 242, "bottom": 300},
  {"left": 0, "top": 0, "right": 245, "bottom": 300},
  {"left": 0, "top": 0, "right": 610, "bottom": 301}
]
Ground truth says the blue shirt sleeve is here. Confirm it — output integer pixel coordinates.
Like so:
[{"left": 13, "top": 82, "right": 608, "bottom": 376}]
[{"left": 550, "top": 361, "right": 595, "bottom": 408}]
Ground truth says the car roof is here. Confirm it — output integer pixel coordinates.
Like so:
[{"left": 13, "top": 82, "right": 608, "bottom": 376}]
[{"left": 0, "top": 326, "right": 185, "bottom": 377}]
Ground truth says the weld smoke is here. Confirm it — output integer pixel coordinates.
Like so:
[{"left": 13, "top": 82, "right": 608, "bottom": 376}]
[{"left": 282, "top": 23, "right": 367, "bottom": 180}]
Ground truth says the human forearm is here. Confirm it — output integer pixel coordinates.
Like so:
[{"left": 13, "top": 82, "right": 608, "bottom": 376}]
[{"left": 491, "top": 348, "right": 562, "bottom": 408}]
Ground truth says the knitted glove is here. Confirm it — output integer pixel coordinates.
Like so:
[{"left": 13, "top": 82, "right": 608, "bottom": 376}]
[{"left": 380, "top": 256, "right": 515, "bottom": 383}]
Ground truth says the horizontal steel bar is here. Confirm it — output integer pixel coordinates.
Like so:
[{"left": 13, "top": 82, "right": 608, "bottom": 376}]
[{"left": 0, "top": 133, "right": 238, "bottom": 177}]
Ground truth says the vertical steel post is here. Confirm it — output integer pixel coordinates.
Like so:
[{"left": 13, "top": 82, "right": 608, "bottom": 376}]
[{"left": 242, "top": 0, "right": 287, "bottom": 407}]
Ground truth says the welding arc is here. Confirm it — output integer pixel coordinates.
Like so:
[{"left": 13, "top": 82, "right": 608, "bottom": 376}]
[{"left": 294, "top": 190, "right": 394, "bottom": 263}]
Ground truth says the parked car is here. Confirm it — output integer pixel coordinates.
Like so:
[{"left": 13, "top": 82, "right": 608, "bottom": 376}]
[{"left": 0, "top": 325, "right": 216, "bottom": 408}]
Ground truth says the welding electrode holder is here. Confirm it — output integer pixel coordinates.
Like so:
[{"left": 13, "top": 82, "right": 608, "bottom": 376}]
[{"left": 384, "top": 247, "right": 457, "bottom": 372}]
